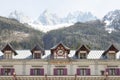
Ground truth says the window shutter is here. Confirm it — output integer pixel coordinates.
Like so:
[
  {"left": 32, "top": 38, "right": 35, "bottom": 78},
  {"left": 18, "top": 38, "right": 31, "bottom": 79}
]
[
  {"left": 30, "top": 69, "right": 34, "bottom": 75},
  {"left": 54, "top": 68, "right": 57, "bottom": 75},
  {"left": 11, "top": 68, "right": 14, "bottom": 75},
  {"left": 41, "top": 68, "right": 44, "bottom": 75},
  {"left": 86, "top": 69, "right": 90, "bottom": 75},
  {"left": 77, "top": 68, "right": 80, "bottom": 75},
  {"left": 1, "top": 68, "right": 4, "bottom": 75},
  {"left": 106, "top": 68, "right": 109, "bottom": 72},
  {"left": 63, "top": 68, "right": 67, "bottom": 75},
  {"left": 115, "top": 68, "right": 120, "bottom": 75},
  {"left": 105, "top": 68, "right": 109, "bottom": 75}
]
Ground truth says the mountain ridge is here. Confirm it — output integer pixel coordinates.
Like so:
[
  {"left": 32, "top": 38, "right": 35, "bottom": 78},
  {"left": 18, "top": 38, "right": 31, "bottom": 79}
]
[
  {"left": 0, "top": 16, "right": 44, "bottom": 49},
  {"left": 8, "top": 10, "right": 97, "bottom": 32}
]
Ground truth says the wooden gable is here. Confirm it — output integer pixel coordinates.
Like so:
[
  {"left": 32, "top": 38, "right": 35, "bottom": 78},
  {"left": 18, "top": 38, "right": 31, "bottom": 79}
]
[
  {"left": 50, "top": 42, "right": 70, "bottom": 59},
  {"left": 103, "top": 44, "right": 119, "bottom": 55},
  {"left": 31, "top": 44, "right": 45, "bottom": 55},
  {"left": 75, "top": 45, "right": 90, "bottom": 56},
  {"left": 51, "top": 42, "right": 70, "bottom": 54},
  {"left": 1, "top": 43, "right": 17, "bottom": 55}
]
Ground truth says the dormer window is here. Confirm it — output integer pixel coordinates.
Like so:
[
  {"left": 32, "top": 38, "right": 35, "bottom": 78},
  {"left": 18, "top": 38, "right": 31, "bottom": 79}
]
[
  {"left": 4, "top": 51, "right": 12, "bottom": 59},
  {"left": 51, "top": 42, "right": 70, "bottom": 59},
  {"left": 31, "top": 44, "right": 44, "bottom": 59},
  {"left": 75, "top": 45, "right": 90, "bottom": 59},
  {"left": 33, "top": 51, "right": 41, "bottom": 59},
  {"left": 108, "top": 53, "right": 116, "bottom": 59},
  {"left": 102, "top": 44, "right": 119, "bottom": 59},
  {"left": 80, "top": 53, "right": 87, "bottom": 59},
  {"left": 1, "top": 44, "right": 17, "bottom": 59}
]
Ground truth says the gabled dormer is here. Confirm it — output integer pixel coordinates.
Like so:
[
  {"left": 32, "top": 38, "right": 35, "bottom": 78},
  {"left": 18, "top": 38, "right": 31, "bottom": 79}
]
[
  {"left": 75, "top": 45, "right": 90, "bottom": 59},
  {"left": 31, "top": 44, "right": 44, "bottom": 59},
  {"left": 51, "top": 42, "right": 70, "bottom": 59},
  {"left": 102, "top": 44, "right": 119, "bottom": 59},
  {"left": 1, "top": 44, "right": 17, "bottom": 59}
]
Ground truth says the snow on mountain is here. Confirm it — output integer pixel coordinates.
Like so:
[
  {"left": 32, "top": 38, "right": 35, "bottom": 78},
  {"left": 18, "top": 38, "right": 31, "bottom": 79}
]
[
  {"left": 9, "top": 10, "right": 33, "bottom": 24},
  {"left": 103, "top": 10, "right": 120, "bottom": 33},
  {"left": 8, "top": 10, "right": 97, "bottom": 32},
  {"left": 29, "top": 23, "right": 73, "bottom": 32},
  {"left": 64, "top": 11, "right": 97, "bottom": 23},
  {"left": 38, "top": 10, "right": 61, "bottom": 25},
  {"left": 38, "top": 10, "right": 97, "bottom": 25}
]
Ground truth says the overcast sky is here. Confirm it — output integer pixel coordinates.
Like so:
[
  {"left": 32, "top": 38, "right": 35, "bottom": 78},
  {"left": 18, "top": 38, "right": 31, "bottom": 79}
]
[{"left": 0, "top": 0, "right": 120, "bottom": 19}]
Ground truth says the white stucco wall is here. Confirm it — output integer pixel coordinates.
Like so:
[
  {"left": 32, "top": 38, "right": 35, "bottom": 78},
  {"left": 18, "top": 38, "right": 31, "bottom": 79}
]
[{"left": 14, "top": 65, "right": 23, "bottom": 75}]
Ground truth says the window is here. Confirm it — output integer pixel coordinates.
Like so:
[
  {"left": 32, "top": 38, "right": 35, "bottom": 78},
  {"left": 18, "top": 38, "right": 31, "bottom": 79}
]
[
  {"left": 33, "top": 53, "right": 41, "bottom": 59},
  {"left": 80, "top": 53, "right": 87, "bottom": 59},
  {"left": 57, "top": 69, "right": 64, "bottom": 75},
  {"left": 107, "top": 68, "right": 119, "bottom": 75},
  {"left": 101, "top": 70, "right": 105, "bottom": 75},
  {"left": 109, "top": 53, "right": 115, "bottom": 59},
  {"left": 30, "top": 68, "right": 44, "bottom": 75},
  {"left": 34, "top": 69, "right": 42, "bottom": 75},
  {"left": 77, "top": 68, "right": 90, "bottom": 76},
  {"left": 109, "top": 68, "right": 116, "bottom": 75},
  {"left": 54, "top": 68, "right": 67, "bottom": 75},
  {"left": 80, "top": 68, "right": 86, "bottom": 76},
  {"left": 1, "top": 68, "right": 14, "bottom": 75},
  {"left": 5, "top": 53, "right": 12, "bottom": 59}
]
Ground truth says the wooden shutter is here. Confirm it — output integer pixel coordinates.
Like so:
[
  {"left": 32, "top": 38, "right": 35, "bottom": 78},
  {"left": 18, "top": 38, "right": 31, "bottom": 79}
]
[
  {"left": 30, "top": 69, "right": 34, "bottom": 75},
  {"left": 63, "top": 68, "right": 67, "bottom": 75},
  {"left": 115, "top": 68, "right": 120, "bottom": 75},
  {"left": 54, "top": 68, "right": 57, "bottom": 75},
  {"left": 77, "top": 68, "right": 80, "bottom": 75},
  {"left": 106, "top": 68, "right": 109, "bottom": 72},
  {"left": 105, "top": 68, "right": 109, "bottom": 75},
  {"left": 11, "top": 68, "right": 14, "bottom": 75},
  {"left": 86, "top": 69, "right": 90, "bottom": 75},
  {"left": 40, "top": 68, "right": 44, "bottom": 75},
  {"left": 1, "top": 68, "right": 4, "bottom": 75}
]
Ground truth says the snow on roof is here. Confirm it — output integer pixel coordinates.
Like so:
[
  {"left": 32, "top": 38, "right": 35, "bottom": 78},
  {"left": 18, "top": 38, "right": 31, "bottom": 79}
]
[
  {"left": 0, "top": 51, "right": 3, "bottom": 59},
  {"left": 42, "top": 50, "right": 51, "bottom": 59},
  {"left": 87, "top": 50, "right": 104, "bottom": 59},
  {"left": 13, "top": 50, "right": 32, "bottom": 59},
  {"left": 68, "top": 50, "right": 75, "bottom": 57},
  {"left": 116, "top": 51, "right": 120, "bottom": 59}
]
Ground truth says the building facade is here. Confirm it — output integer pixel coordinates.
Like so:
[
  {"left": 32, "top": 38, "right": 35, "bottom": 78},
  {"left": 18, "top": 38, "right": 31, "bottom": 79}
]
[{"left": 0, "top": 43, "right": 120, "bottom": 76}]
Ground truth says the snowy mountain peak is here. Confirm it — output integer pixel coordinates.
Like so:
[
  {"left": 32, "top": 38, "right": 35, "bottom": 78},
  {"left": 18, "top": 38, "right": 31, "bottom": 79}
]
[
  {"left": 9, "top": 10, "right": 32, "bottom": 24},
  {"left": 38, "top": 10, "right": 97, "bottom": 25},
  {"left": 65, "top": 11, "right": 97, "bottom": 23},
  {"left": 8, "top": 10, "right": 97, "bottom": 32},
  {"left": 38, "top": 10, "right": 61, "bottom": 25},
  {"left": 103, "top": 9, "right": 120, "bottom": 33}
]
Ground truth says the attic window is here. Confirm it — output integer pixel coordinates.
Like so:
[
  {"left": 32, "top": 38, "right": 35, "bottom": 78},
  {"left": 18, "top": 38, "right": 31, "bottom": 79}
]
[
  {"left": 33, "top": 53, "right": 41, "bottom": 59},
  {"left": 108, "top": 53, "right": 115, "bottom": 59},
  {"left": 4, "top": 53, "right": 12, "bottom": 59},
  {"left": 80, "top": 53, "right": 87, "bottom": 59}
]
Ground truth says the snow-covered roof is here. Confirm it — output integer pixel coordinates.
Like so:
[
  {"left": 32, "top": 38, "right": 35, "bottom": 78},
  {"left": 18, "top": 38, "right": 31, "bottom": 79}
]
[
  {"left": 0, "top": 50, "right": 120, "bottom": 59},
  {"left": 13, "top": 50, "right": 32, "bottom": 59},
  {"left": 87, "top": 50, "right": 104, "bottom": 59},
  {"left": 116, "top": 51, "right": 120, "bottom": 59}
]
